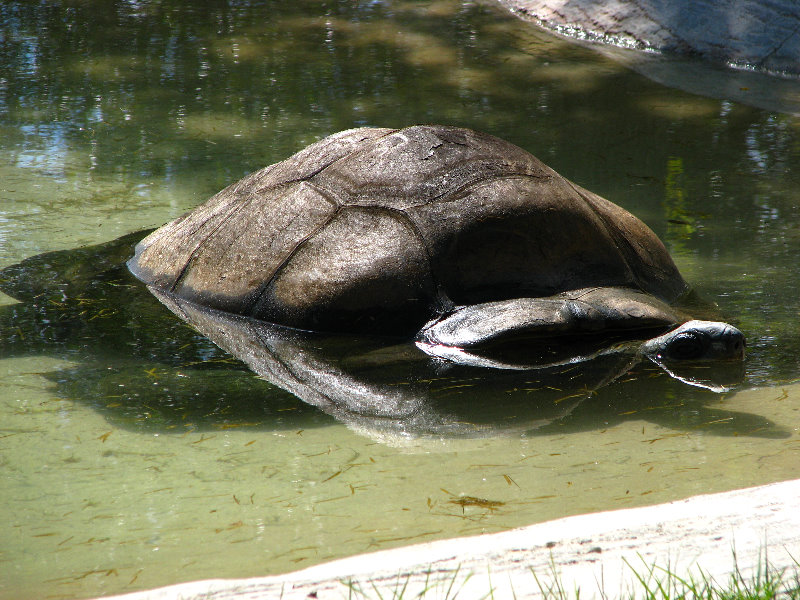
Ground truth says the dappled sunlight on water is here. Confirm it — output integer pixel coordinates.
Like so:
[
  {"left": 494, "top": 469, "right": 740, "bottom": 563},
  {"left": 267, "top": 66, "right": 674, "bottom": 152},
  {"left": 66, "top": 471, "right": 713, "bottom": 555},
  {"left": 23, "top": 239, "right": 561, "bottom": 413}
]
[{"left": 1, "top": 1, "right": 799, "bottom": 599}]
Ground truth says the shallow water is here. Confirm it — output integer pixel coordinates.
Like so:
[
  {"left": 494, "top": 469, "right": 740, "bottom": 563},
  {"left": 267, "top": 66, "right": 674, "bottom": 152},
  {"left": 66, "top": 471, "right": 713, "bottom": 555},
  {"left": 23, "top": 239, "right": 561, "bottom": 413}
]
[{"left": 1, "top": 1, "right": 799, "bottom": 599}]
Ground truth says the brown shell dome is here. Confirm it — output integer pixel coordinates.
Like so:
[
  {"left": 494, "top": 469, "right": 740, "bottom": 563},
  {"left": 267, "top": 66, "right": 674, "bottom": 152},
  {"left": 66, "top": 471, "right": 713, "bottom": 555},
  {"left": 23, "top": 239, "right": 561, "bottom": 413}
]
[{"left": 128, "top": 125, "right": 687, "bottom": 335}]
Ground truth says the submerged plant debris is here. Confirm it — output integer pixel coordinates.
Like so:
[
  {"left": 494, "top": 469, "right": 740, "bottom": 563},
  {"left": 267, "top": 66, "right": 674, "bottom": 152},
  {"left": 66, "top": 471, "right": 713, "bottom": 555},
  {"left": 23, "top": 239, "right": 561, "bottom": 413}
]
[{"left": 2, "top": 1, "right": 800, "bottom": 599}]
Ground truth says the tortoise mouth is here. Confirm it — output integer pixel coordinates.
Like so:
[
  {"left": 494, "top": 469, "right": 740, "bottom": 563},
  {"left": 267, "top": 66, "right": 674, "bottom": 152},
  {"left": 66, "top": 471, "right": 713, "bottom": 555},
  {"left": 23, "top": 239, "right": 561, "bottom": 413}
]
[{"left": 715, "top": 326, "right": 747, "bottom": 360}]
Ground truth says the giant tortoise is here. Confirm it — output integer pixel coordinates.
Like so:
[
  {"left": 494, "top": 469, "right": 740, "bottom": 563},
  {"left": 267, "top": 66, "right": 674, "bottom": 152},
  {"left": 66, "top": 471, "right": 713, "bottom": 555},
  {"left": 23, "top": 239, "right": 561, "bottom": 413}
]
[{"left": 128, "top": 125, "right": 745, "bottom": 365}]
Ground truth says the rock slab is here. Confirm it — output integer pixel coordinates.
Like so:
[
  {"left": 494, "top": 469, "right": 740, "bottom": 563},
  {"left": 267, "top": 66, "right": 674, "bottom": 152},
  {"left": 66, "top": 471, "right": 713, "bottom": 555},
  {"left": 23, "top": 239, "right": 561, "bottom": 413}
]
[{"left": 496, "top": 0, "right": 800, "bottom": 75}]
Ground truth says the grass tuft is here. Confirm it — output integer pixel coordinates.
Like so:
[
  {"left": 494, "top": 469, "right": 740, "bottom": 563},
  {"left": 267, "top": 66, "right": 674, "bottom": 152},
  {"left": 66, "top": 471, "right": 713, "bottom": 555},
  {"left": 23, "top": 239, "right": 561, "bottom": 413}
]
[
  {"left": 337, "top": 551, "right": 800, "bottom": 600},
  {"left": 619, "top": 550, "right": 800, "bottom": 600}
]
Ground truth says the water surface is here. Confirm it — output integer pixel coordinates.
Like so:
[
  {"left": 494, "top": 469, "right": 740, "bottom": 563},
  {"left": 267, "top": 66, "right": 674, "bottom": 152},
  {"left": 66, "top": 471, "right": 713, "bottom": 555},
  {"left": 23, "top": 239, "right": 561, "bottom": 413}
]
[{"left": 1, "top": 1, "right": 799, "bottom": 599}]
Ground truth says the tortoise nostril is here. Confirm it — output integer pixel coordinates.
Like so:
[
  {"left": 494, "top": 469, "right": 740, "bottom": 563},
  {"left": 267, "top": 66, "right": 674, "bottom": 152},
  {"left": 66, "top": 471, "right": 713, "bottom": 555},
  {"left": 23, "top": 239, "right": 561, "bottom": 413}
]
[{"left": 730, "top": 335, "right": 746, "bottom": 356}]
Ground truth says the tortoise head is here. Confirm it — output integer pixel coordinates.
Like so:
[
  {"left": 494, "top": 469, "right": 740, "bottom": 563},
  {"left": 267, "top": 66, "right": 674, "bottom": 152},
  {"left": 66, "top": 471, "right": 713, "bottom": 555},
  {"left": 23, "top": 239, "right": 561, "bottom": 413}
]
[{"left": 641, "top": 320, "right": 746, "bottom": 362}]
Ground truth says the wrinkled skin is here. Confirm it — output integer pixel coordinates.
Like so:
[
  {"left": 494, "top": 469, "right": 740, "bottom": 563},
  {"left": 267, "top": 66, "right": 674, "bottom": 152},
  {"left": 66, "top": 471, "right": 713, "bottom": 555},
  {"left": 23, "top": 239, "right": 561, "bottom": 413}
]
[{"left": 416, "top": 289, "right": 745, "bottom": 368}]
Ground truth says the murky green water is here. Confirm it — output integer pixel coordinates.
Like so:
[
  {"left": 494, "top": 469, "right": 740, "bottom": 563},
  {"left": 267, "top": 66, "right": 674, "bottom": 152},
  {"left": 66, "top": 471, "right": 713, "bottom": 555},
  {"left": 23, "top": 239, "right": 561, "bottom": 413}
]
[{"left": 1, "top": 1, "right": 799, "bottom": 599}]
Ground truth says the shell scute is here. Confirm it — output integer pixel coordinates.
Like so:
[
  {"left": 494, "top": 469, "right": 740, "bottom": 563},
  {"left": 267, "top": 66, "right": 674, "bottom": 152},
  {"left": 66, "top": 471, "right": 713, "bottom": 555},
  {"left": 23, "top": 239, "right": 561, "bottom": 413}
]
[
  {"left": 252, "top": 206, "right": 435, "bottom": 333},
  {"left": 311, "top": 125, "right": 553, "bottom": 210},
  {"left": 171, "top": 181, "right": 338, "bottom": 313},
  {"left": 129, "top": 125, "right": 688, "bottom": 336}
]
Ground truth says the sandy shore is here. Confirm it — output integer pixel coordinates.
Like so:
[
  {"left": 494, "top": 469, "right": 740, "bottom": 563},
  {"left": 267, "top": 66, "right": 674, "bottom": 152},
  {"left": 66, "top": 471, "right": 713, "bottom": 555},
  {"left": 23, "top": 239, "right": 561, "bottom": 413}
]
[{"left": 102, "top": 478, "right": 800, "bottom": 600}]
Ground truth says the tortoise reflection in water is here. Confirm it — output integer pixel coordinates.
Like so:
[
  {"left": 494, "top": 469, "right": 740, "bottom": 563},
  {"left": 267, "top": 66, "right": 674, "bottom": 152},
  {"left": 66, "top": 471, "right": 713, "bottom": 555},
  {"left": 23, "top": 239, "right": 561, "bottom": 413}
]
[
  {"left": 129, "top": 125, "right": 745, "bottom": 370},
  {"left": 0, "top": 231, "right": 782, "bottom": 440}
]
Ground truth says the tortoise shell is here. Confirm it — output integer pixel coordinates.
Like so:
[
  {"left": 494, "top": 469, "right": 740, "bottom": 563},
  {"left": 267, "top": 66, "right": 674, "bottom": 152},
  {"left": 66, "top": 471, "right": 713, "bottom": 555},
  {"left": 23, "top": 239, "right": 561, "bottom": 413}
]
[{"left": 128, "top": 125, "right": 687, "bottom": 335}]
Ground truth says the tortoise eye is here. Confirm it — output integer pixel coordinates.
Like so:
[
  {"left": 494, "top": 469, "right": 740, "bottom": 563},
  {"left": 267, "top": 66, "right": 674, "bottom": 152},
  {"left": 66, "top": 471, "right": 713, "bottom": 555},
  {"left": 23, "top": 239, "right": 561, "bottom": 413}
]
[{"left": 666, "top": 332, "right": 706, "bottom": 360}]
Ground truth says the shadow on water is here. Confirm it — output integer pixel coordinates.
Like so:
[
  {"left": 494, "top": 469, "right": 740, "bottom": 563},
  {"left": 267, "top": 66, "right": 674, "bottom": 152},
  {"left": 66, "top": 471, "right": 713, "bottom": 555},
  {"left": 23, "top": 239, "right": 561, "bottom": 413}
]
[
  {"left": 0, "top": 230, "right": 330, "bottom": 433},
  {"left": 0, "top": 232, "right": 789, "bottom": 441}
]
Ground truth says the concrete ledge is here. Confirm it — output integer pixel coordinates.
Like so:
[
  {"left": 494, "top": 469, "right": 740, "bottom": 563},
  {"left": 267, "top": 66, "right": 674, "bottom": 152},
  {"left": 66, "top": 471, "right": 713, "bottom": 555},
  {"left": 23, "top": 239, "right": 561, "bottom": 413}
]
[
  {"left": 495, "top": 0, "right": 800, "bottom": 115},
  {"left": 105, "top": 478, "right": 800, "bottom": 600},
  {"left": 494, "top": 0, "right": 800, "bottom": 76}
]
